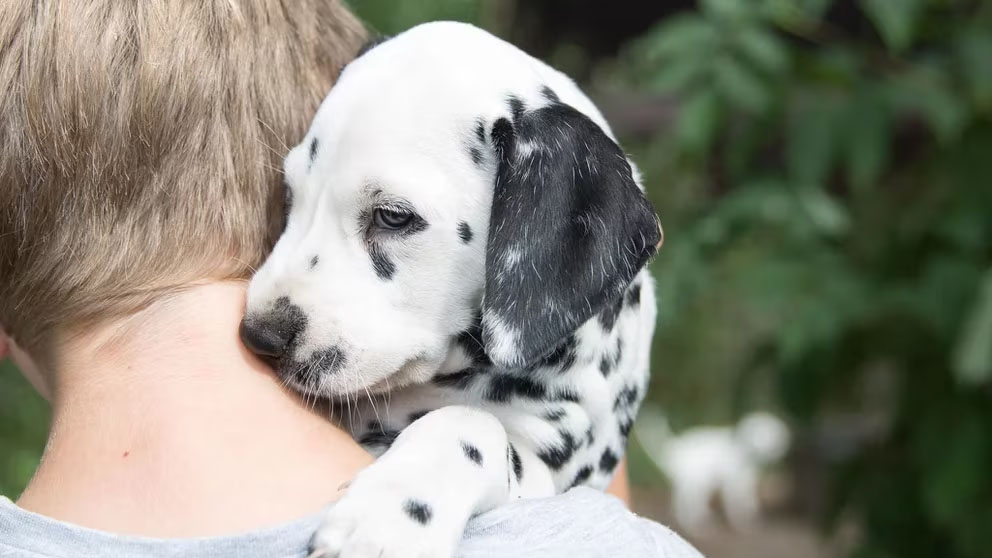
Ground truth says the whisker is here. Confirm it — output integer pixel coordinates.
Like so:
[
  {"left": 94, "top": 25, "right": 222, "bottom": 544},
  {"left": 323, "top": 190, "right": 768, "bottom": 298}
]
[{"left": 363, "top": 383, "right": 382, "bottom": 430}]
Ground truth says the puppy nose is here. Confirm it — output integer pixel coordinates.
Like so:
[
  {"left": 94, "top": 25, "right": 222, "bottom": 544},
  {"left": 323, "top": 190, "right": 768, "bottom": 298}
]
[{"left": 240, "top": 319, "right": 291, "bottom": 358}]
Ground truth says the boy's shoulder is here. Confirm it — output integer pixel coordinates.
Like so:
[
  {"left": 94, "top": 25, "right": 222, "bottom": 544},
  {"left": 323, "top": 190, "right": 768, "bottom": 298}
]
[{"left": 0, "top": 489, "right": 701, "bottom": 558}]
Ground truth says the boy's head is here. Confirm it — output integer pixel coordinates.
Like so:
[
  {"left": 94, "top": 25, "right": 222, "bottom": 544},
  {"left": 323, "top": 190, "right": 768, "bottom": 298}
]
[{"left": 0, "top": 1, "right": 365, "bottom": 376}]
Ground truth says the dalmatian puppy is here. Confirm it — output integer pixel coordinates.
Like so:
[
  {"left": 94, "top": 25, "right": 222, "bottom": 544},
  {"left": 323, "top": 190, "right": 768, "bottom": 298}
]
[{"left": 239, "top": 21, "right": 662, "bottom": 558}]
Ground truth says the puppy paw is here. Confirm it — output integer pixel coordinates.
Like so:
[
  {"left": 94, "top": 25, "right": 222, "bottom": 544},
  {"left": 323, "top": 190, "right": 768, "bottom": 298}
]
[{"left": 308, "top": 480, "right": 458, "bottom": 558}]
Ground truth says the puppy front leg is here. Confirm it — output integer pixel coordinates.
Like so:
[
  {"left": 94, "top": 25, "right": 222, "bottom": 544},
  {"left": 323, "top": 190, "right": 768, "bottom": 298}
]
[{"left": 310, "top": 406, "right": 531, "bottom": 558}]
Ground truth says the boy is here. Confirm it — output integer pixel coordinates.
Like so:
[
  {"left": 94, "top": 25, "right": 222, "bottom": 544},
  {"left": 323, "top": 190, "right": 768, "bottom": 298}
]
[{"left": 0, "top": 2, "right": 698, "bottom": 556}]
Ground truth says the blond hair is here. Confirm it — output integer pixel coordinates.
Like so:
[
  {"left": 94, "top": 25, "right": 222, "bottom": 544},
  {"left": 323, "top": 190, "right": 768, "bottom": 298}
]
[{"left": 0, "top": 1, "right": 365, "bottom": 365}]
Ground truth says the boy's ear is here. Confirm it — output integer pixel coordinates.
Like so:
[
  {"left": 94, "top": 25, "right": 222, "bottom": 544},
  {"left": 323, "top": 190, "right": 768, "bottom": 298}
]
[{"left": 1, "top": 329, "right": 53, "bottom": 401}]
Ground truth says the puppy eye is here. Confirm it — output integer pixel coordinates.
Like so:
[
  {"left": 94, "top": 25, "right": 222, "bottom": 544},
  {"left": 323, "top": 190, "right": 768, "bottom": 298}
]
[{"left": 372, "top": 207, "right": 414, "bottom": 230}]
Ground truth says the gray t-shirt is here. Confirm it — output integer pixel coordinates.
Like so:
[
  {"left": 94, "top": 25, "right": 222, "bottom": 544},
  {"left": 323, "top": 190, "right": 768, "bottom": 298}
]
[{"left": 0, "top": 488, "right": 701, "bottom": 558}]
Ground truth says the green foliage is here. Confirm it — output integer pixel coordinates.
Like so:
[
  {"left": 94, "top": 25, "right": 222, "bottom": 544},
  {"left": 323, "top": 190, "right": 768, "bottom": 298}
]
[
  {"left": 346, "top": 0, "right": 483, "bottom": 35},
  {"left": 0, "top": 359, "right": 48, "bottom": 498},
  {"left": 626, "top": 1, "right": 992, "bottom": 556},
  {"left": 953, "top": 269, "right": 992, "bottom": 384},
  {"left": 860, "top": 0, "right": 925, "bottom": 53}
]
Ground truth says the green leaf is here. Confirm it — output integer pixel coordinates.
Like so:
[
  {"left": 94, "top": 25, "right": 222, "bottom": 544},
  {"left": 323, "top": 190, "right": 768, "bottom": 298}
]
[
  {"left": 955, "top": 28, "right": 992, "bottom": 110},
  {"left": 347, "top": 0, "right": 482, "bottom": 34},
  {"left": 886, "top": 67, "right": 969, "bottom": 144},
  {"left": 807, "top": 46, "right": 861, "bottom": 86},
  {"left": 646, "top": 56, "right": 709, "bottom": 93},
  {"left": 859, "top": 0, "right": 925, "bottom": 53},
  {"left": 735, "top": 25, "right": 790, "bottom": 75},
  {"left": 676, "top": 89, "right": 722, "bottom": 154},
  {"left": 702, "top": 0, "right": 754, "bottom": 22},
  {"left": 641, "top": 16, "right": 719, "bottom": 62},
  {"left": 714, "top": 56, "right": 771, "bottom": 112},
  {"left": 796, "top": 186, "right": 850, "bottom": 237},
  {"left": 843, "top": 89, "right": 891, "bottom": 192},
  {"left": 920, "top": 414, "right": 991, "bottom": 527},
  {"left": 952, "top": 269, "right": 992, "bottom": 385},
  {"left": 761, "top": 0, "right": 834, "bottom": 27},
  {"left": 636, "top": 16, "right": 719, "bottom": 93},
  {"left": 787, "top": 94, "right": 841, "bottom": 188}
]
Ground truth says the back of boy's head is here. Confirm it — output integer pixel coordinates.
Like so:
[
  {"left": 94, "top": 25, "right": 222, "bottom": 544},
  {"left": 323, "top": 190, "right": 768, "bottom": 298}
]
[{"left": 0, "top": 1, "right": 365, "bottom": 368}]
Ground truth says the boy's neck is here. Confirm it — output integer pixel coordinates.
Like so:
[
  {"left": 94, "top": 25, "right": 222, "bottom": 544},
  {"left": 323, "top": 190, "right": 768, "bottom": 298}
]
[{"left": 16, "top": 281, "right": 373, "bottom": 538}]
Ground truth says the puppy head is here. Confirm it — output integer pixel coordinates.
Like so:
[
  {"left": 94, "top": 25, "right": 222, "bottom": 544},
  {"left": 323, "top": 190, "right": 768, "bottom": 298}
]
[{"left": 241, "top": 22, "right": 660, "bottom": 397}]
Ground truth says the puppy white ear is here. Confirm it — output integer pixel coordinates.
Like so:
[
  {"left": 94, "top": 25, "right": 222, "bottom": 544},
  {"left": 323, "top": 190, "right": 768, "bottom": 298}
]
[{"left": 480, "top": 99, "right": 660, "bottom": 370}]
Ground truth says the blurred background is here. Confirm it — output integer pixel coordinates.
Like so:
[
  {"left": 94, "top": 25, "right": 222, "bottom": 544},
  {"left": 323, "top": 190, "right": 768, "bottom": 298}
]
[{"left": 3, "top": 1, "right": 991, "bottom": 556}]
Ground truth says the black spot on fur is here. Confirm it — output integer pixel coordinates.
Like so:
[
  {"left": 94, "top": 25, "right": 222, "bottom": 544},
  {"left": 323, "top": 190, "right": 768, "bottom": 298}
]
[
  {"left": 283, "top": 180, "right": 294, "bottom": 222},
  {"left": 461, "top": 441, "right": 483, "bottom": 465},
  {"left": 600, "top": 337, "right": 624, "bottom": 378},
  {"left": 550, "top": 388, "right": 581, "bottom": 403},
  {"left": 403, "top": 499, "right": 432, "bottom": 525},
  {"left": 599, "top": 448, "right": 619, "bottom": 473},
  {"left": 309, "top": 255, "right": 319, "bottom": 270},
  {"left": 538, "top": 334, "right": 577, "bottom": 371},
  {"left": 541, "top": 85, "right": 560, "bottom": 103},
  {"left": 625, "top": 282, "right": 642, "bottom": 307},
  {"left": 288, "top": 345, "right": 346, "bottom": 386},
  {"left": 490, "top": 118, "right": 514, "bottom": 157},
  {"left": 408, "top": 410, "right": 430, "bottom": 424},
  {"left": 309, "top": 137, "right": 319, "bottom": 163},
  {"left": 598, "top": 296, "right": 624, "bottom": 331},
  {"left": 619, "top": 417, "right": 635, "bottom": 438},
  {"left": 509, "top": 443, "right": 524, "bottom": 481},
  {"left": 614, "top": 385, "right": 640, "bottom": 412},
  {"left": 369, "top": 243, "right": 395, "bottom": 280},
  {"left": 359, "top": 429, "right": 400, "bottom": 448},
  {"left": 366, "top": 420, "right": 382, "bottom": 432},
  {"left": 544, "top": 408, "right": 567, "bottom": 422},
  {"left": 433, "top": 368, "right": 477, "bottom": 389},
  {"left": 537, "top": 430, "right": 578, "bottom": 470},
  {"left": 570, "top": 465, "right": 593, "bottom": 488},
  {"left": 599, "top": 354, "right": 613, "bottom": 377},
  {"left": 507, "top": 95, "right": 526, "bottom": 122},
  {"left": 455, "top": 314, "right": 490, "bottom": 366},
  {"left": 487, "top": 374, "right": 546, "bottom": 402},
  {"left": 586, "top": 426, "right": 595, "bottom": 446},
  {"left": 288, "top": 365, "right": 320, "bottom": 389},
  {"left": 458, "top": 222, "right": 474, "bottom": 243},
  {"left": 469, "top": 146, "right": 484, "bottom": 166},
  {"left": 475, "top": 119, "right": 486, "bottom": 143}
]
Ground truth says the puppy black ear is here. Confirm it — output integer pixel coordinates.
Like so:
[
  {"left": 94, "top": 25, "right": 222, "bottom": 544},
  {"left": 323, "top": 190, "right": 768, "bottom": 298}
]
[{"left": 481, "top": 101, "right": 661, "bottom": 370}]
